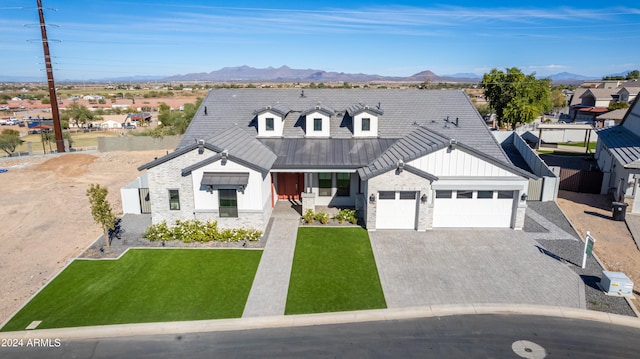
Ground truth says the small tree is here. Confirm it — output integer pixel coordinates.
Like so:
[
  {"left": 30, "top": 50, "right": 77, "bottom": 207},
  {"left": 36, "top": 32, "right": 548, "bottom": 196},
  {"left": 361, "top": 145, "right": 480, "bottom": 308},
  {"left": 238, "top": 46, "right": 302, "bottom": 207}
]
[
  {"left": 86, "top": 184, "right": 116, "bottom": 247},
  {"left": 0, "top": 129, "right": 23, "bottom": 157}
]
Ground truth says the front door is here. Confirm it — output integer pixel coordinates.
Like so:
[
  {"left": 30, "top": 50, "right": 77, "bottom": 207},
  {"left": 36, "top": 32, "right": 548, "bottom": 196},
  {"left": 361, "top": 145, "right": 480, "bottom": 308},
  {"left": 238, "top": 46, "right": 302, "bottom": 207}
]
[{"left": 277, "top": 173, "right": 303, "bottom": 200}]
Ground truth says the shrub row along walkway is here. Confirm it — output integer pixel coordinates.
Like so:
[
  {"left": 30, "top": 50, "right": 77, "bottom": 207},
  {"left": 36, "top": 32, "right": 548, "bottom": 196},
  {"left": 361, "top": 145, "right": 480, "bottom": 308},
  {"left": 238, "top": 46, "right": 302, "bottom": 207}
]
[{"left": 243, "top": 202, "right": 300, "bottom": 317}]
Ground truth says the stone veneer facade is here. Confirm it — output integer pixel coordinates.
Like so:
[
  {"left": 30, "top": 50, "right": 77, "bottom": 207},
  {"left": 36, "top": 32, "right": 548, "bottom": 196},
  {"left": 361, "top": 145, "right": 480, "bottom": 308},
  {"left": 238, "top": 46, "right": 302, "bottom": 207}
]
[
  {"left": 146, "top": 147, "right": 271, "bottom": 231},
  {"left": 365, "top": 168, "right": 433, "bottom": 231}
]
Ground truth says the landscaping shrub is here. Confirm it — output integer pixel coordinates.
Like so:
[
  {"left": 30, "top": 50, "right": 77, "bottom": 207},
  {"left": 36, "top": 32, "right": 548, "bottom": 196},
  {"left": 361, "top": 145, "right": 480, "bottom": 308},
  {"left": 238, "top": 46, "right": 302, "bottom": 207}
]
[
  {"left": 302, "top": 209, "right": 315, "bottom": 224},
  {"left": 315, "top": 211, "right": 329, "bottom": 224},
  {"left": 144, "top": 220, "right": 262, "bottom": 243},
  {"left": 334, "top": 209, "right": 357, "bottom": 224}
]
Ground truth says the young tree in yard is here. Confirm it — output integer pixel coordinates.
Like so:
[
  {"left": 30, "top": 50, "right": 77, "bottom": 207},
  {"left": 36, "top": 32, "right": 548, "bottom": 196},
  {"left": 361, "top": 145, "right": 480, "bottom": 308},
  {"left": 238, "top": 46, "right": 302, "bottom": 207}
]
[
  {"left": 0, "top": 129, "right": 23, "bottom": 156},
  {"left": 86, "top": 184, "right": 116, "bottom": 247},
  {"left": 480, "top": 67, "right": 551, "bottom": 129}
]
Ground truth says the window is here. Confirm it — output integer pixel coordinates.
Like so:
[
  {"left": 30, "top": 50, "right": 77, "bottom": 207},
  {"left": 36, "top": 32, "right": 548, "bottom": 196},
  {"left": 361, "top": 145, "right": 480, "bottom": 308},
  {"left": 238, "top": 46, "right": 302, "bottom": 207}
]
[
  {"left": 318, "top": 173, "right": 332, "bottom": 196},
  {"left": 436, "top": 190, "right": 452, "bottom": 199},
  {"left": 336, "top": 173, "right": 350, "bottom": 196},
  {"left": 313, "top": 118, "right": 322, "bottom": 131},
  {"left": 477, "top": 190, "right": 493, "bottom": 199},
  {"left": 362, "top": 118, "right": 371, "bottom": 131},
  {"left": 399, "top": 191, "right": 416, "bottom": 200},
  {"left": 379, "top": 191, "right": 395, "bottom": 200},
  {"left": 456, "top": 190, "right": 473, "bottom": 199},
  {"left": 265, "top": 117, "right": 274, "bottom": 131},
  {"left": 497, "top": 191, "right": 514, "bottom": 199},
  {"left": 219, "top": 189, "right": 238, "bottom": 217},
  {"left": 168, "top": 189, "right": 180, "bottom": 210}
]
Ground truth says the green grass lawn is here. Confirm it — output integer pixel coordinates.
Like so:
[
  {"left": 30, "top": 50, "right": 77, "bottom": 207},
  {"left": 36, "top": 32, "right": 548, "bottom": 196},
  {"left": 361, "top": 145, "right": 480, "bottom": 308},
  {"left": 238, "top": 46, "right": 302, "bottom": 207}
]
[
  {"left": 559, "top": 141, "right": 597, "bottom": 151},
  {"left": 285, "top": 227, "right": 386, "bottom": 315},
  {"left": 1, "top": 249, "right": 262, "bottom": 331}
]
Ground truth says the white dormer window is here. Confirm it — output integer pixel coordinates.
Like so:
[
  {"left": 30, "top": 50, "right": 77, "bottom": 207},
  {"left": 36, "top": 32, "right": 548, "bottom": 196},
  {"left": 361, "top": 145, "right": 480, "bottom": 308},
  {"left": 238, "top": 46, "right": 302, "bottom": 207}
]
[
  {"left": 362, "top": 118, "right": 371, "bottom": 131},
  {"left": 348, "top": 103, "right": 382, "bottom": 137},
  {"left": 303, "top": 104, "right": 334, "bottom": 137},
  {"left": 255, "top": 104, "right": 290, "bottom": 137}
]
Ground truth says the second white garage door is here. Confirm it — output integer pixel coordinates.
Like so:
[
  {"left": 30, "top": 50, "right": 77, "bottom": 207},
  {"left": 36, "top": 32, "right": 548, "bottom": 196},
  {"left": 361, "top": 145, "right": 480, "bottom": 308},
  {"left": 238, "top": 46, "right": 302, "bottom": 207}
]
[
  {"left": 376, "top": 191, "right": 418, "bottom": 229},
  {"left": 432, "top": 190, "right": 515, "bottom": 228}
]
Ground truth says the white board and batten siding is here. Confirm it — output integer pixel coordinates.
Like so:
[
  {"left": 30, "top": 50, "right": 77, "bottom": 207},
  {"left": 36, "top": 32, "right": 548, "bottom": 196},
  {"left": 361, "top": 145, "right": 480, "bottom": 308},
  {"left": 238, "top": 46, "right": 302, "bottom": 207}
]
[{"left": 408, "top": 147, "right": 517, "bottom": 178}]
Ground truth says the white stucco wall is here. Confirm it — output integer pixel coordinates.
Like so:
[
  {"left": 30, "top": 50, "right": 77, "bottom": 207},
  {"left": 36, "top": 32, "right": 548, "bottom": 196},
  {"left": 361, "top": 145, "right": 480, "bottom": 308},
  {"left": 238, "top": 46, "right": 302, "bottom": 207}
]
[
  {"left": 257, "top": 111, "right": 284, "bottom": 137},
  {"left": 305, "top": 111, "right": 331, "bottom": 137},
  {"left": 353, "top": 112, "right": 378, "bottom": 137}
]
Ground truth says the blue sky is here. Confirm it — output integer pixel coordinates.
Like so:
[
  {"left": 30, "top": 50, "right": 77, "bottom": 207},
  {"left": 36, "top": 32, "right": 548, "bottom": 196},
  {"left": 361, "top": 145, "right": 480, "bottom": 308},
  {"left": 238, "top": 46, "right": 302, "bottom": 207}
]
[{"left": 1, "top": 0, "right": 639, "bottom": 81}]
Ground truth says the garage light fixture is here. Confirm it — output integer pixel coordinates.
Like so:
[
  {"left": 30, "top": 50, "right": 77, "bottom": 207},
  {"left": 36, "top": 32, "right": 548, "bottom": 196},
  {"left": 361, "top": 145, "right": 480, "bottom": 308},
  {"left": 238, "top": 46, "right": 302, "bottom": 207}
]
[
  {"left": 521, "top": 193, "right": 528, "bottom": 202},
  {"left": 421, "top": 194, "right": 428, "bottom": 203},
  {"left": 369, "top": 194, "right": 376, "bottom": 203}
]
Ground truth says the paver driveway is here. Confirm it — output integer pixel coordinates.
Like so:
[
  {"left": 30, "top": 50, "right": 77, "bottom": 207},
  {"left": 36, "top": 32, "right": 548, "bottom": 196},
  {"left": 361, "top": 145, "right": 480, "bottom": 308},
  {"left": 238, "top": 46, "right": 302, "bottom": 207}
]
[{"left": 369, "top": 230, "right": 585, "bottom": 309}]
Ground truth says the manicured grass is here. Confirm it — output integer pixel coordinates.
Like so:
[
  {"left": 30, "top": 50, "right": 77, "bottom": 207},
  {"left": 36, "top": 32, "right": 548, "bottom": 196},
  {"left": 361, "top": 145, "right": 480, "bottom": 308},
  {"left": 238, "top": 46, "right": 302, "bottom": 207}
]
[
  {"left": 560, "top": 141, "right": 597, "bottom": 151},
  {"left": 285, "top": 227, "right": 386, "bottom": 315},
  {"left": 1, "top": 249, "right": 262, "bottom": 331}
]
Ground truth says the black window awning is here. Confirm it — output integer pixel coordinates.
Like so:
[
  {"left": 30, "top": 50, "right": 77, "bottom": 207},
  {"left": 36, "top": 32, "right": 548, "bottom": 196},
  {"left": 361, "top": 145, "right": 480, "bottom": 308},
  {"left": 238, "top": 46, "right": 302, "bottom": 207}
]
[{"left": 201, "top": 172, "right": 249, "bottom": 187}]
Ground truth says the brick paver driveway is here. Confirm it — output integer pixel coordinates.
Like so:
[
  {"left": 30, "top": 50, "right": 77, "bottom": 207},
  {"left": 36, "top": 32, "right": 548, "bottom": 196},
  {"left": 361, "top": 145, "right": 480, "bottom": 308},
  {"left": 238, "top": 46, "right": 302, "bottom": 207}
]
[{"left": 369, "top": 230, "right": 585, "bottom": 309}]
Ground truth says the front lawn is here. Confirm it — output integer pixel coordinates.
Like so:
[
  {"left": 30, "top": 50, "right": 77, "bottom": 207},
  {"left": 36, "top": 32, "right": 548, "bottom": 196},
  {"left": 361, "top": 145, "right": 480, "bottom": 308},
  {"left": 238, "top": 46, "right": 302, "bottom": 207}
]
[
  {"left": 1, "top": 249, "right": 262, "bottom": 331},
  {"left": 285, "top": 227, "right": 386, "bottom": 315}
]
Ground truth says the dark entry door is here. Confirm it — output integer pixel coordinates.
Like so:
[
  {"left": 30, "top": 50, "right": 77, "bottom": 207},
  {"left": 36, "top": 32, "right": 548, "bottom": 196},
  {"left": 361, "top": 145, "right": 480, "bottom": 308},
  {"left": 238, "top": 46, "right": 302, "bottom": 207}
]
[{"left": 277, "top": 173, "right": 303, "bottom": 200}]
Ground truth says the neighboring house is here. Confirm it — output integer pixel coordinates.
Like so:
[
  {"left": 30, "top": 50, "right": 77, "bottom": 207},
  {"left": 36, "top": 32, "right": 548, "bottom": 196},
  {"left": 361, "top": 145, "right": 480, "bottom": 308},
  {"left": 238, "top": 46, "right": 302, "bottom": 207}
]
[
  {"left": 595, "top": 98, "right": 640, "bottom": 205},
  {"left": 126, "top": 89, "right": 536, "bottom": 231},
  {"left": 127, "top": 112, "right": 152, "bottom": 125},
  {"left": 596, "top": 108, "right": 628, "bottom": 128},
  {"left": 100, "top": 119, "right": 122, "bottom": 129}
]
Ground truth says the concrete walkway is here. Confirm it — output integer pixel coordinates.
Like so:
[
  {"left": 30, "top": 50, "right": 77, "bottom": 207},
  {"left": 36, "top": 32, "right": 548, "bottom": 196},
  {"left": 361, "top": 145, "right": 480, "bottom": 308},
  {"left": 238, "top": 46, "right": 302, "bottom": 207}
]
[
  {"left": 242, "top": 202, "right": 300, "bottom": 317},
  {"left": 625, "top": 213, "right": 640, "bottom": 251}
]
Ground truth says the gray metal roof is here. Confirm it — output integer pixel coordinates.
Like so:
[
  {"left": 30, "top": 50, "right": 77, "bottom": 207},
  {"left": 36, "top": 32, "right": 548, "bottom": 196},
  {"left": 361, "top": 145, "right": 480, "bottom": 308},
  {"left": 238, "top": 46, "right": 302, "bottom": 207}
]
[
  {"left": 253, "top": 103, "right": 291, "bottom": 117},
  {"left": 597, "top": 125, "right": 640, "bottom": 169},
  {"left": 346, "top": 103, "right": 384, "bottom": 116},
  {"left": 201, "top": 172, "right": 249, "bottom": 187},
  {"left": 259, "top": 138, "right": 396, "bottom": 169},
  {"left": 179, "top": 89, "right": 510, "bottom": 163}
]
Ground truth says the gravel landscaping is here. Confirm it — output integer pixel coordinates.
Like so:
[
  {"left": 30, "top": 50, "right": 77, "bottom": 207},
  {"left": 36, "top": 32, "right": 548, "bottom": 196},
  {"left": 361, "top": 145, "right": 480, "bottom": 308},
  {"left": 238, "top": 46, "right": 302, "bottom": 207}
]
[{"left": 525, "top": 201, "right": 636, "bottom": 317}]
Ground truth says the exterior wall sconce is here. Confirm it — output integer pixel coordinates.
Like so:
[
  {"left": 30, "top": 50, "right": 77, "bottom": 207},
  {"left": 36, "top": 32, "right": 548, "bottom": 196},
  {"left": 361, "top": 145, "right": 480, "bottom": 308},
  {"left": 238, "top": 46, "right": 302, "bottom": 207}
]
[
  {"left": 421, "top": 194, "right": 428, "bottom": 203},
  {"left": 369, "top": 194, "right": 376, "bottom": 203},
  {"left": 521, "top": 193, "right": 528, "bottom": 202}
]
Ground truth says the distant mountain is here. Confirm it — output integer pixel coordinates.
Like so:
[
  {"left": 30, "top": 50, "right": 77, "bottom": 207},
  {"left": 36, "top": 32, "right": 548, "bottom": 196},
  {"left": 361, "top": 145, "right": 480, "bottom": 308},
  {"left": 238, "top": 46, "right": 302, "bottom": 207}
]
[
  {"left": 163, "top": 65, "right": 391, "bottom": 82},
  {"left": 84, "top": 75, "right": 166, "bottom": 82}
]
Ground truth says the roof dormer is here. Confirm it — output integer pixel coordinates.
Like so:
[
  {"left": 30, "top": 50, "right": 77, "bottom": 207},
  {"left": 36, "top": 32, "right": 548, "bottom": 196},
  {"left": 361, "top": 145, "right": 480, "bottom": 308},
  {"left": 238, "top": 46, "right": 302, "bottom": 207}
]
[
  {"left": 302, "top": 103, "right": 334, "bottom": 137},
  {"left": 347, "top": 103, "right": 383, "bottom": 137},
  {"left": 254, "top": 103, "right": 290, "bottom": 137}
]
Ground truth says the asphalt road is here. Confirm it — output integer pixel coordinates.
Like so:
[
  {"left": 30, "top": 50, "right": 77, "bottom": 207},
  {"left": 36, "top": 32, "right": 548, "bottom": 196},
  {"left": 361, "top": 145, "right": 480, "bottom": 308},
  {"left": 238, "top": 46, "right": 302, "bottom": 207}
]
[{"left": 2, "top": 314, "right": 640, "bottom": 358}]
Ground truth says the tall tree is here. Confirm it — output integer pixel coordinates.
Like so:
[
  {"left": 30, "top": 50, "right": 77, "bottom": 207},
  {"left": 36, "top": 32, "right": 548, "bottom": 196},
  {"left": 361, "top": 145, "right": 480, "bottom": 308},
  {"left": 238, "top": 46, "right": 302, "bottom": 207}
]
[
  {"left": 61, "top": 103, "right": 94, "bottom": 128},
  {"left": 0, "top": 129, "right": 23, "bottom": 157},
  {"left": 480, "top": 68, "right": 551, "bottom": 129},
  {"left": 551, "top": 89, "right": 567, "bottom": 113},
  {"left": 86, "top": 184, "right": 116, "bottom": 248}
]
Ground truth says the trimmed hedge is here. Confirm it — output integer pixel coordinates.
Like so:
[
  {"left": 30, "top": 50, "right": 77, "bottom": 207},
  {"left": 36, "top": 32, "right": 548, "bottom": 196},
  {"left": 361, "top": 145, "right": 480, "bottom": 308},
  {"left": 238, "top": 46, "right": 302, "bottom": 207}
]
[{"left": 144, "top": 220, "right": 262, "bottom": 243}]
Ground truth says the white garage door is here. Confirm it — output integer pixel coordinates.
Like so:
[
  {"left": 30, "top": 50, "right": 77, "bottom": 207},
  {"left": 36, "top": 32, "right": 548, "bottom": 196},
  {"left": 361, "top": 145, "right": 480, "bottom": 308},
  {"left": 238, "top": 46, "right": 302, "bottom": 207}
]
[
  {"left": 433, "top": 190, "right": 514, "bottom": 228},
  {"left": 376, "top": 191, "right": 417, "bottom": 229}
]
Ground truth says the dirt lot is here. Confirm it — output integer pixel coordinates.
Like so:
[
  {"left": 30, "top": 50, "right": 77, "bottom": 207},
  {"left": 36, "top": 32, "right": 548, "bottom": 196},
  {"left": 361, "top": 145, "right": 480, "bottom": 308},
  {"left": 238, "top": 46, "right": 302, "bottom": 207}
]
[
  {"left": 556, "top": 190, "right": 640, "bottom": 289},
  {"left": 0, "top": 150, "right": 166, "bottom": 324}
]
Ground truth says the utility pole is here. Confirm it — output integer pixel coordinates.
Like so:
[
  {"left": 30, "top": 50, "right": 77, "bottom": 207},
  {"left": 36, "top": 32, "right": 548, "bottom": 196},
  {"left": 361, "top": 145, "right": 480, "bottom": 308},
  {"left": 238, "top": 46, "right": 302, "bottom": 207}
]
[{"left": 37, "top": 0, "right": 65, "bottom": 153}]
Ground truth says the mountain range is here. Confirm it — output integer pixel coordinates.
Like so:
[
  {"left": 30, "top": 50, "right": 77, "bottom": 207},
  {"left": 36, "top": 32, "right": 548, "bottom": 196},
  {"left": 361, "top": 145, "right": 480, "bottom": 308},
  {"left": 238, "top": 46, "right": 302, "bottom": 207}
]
[{"left": 0, "top": 65, "right": 607, "bottom": 84}]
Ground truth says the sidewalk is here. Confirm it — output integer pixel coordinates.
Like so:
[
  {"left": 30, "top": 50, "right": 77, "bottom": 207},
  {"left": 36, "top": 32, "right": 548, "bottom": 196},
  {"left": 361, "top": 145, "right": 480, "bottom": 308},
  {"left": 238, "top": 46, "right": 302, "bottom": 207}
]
[{"left": 625, "top": 213, "right": 640, "bottom": 252}]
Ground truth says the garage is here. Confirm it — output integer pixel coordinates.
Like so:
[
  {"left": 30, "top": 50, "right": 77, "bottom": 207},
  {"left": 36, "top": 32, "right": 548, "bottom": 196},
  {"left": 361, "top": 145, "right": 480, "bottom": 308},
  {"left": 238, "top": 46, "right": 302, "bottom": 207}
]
[
  {"left": 376, "top": 191, "right": 418, "bottom": 229},
  {"left": 432, "top": 190, "right": 515, "bottom": 228}
]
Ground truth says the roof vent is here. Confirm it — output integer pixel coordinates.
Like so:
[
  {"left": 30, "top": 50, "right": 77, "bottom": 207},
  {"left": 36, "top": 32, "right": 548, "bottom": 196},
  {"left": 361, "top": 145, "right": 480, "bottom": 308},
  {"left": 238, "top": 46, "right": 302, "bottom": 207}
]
[
  {"left": 377, "top": 102, "right": 381, "bottom": 109},
  {"left": 221, "top": 149, "right": 229, "bottom": 165},
  {"left": 454, "top": 117, "right": 459, "bottom": 127},
  {"left": 300, "top": 90, "right": 305, "bottom": 98},
  {"left": 449, "top": 139, "right": 458, "bottom": 150},
  {"left": 196, "top": 139, "right": 205, "bottom": 154}
]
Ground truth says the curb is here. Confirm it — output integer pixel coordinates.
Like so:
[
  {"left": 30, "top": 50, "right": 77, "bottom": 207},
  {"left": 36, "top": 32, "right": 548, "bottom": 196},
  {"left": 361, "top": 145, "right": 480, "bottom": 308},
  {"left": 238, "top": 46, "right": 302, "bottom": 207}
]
[{"left": 1, "top": 304, "right": 639, "bottom": 341}]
